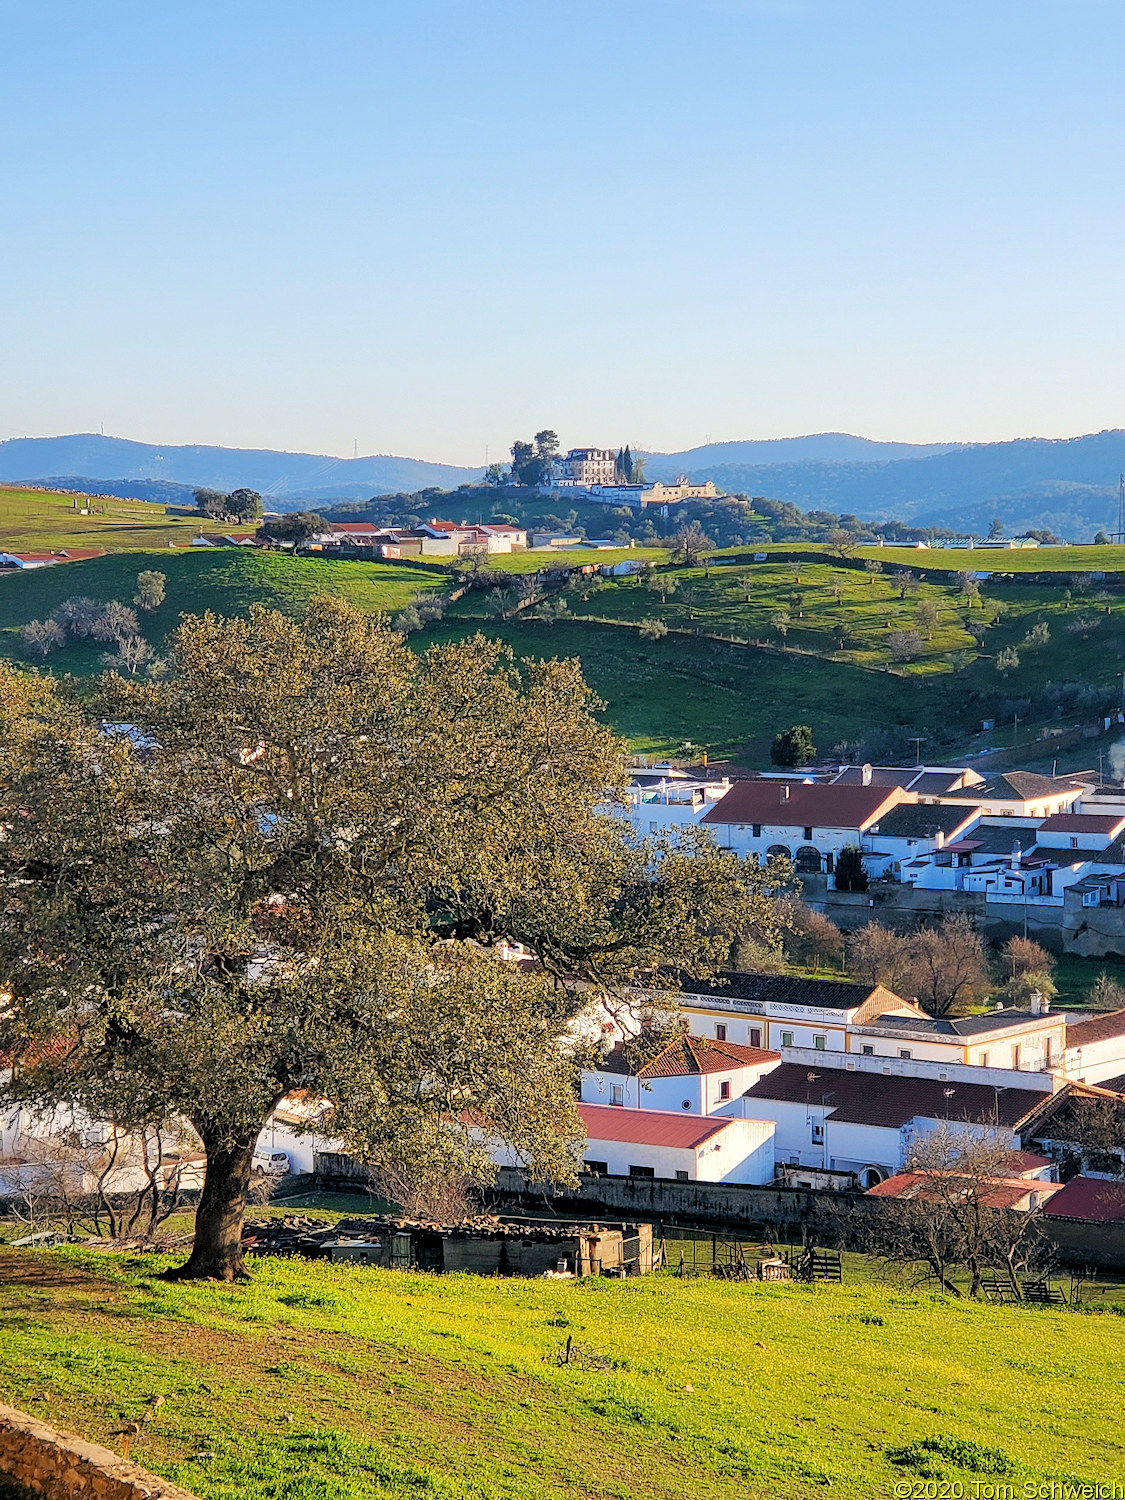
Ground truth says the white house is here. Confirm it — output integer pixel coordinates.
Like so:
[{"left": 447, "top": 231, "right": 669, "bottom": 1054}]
[
  {"left": 581, "top": 1034, "right": 780, "bottom": 1115},
  {"left": 578, "top": 1103, "right": 775, "bottom": 1184},
  {"left": 733, "top": 1064, "right": 1047, "bottom": 1187},
  {"left": 623, "top": 776, "right": 733, "bottom": 840},
  {"left": 700, "top": 778, "right": 908, "bottom": 875},
  {"left": 1062, "top": 1010, "right": 1125, "bottom": 1085},
  {"left": 671, "top": 972, "right": 923, "bottom": 1054}
]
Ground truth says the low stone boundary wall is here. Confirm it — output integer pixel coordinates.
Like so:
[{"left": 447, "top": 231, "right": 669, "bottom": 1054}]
[{"left": 0, "top": 1404, "right": 200, "bottom": 1500}]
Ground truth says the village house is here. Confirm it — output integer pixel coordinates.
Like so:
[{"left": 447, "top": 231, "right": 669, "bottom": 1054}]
[
  {"left": 581, "top": 1034, "right": 780, "bottom": 1114},
  {"left": 866, "top": 1153, "right": 1063, "bottom": 1212},
  {"left": 699, "top": 778, "right": 909, "bottom": 874},
  {"left": 577, "top": 1103, "right": 776, "bottom": 1185},
  {"left": 732, "top": 1065, "right": 1047, "bottom": 1187}
]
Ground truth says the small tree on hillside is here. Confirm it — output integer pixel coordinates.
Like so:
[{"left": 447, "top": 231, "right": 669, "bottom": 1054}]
[
  {"left": 672, "top": 524, "right": 714, "bottom": 567},
  {"left": 257, "top": 512, "right": 325, "bottom": 546},
  {"left": 193, "top": 488, "right": 230, "bottom": 520},
  {"left": 770, "top": 724, "right": 816, "bottom": 768},
  {"left": 134, "top": 571, "right": 166, "bottom": 612},
  {"left": 639, "top": 618, "right": 667, "bottom": 640},
  {"left": 91, "top": 602, "right": 140, "bottom": 644},
  {"left": 20, "top": 619, "right": 66, "bottom": 659},
  {"left": 887, "top": 628, "right": 924, "bottom": 662},
  {"left": 834, "top": 844, "right": 868, "bottom": 893},
  {"left": 1002, "top": 935, "right": 1055, "bottom": 981},
  {"left": 227, "top": 489, "right": 263, "bottom": 523},
  {"left": 916, "top": 599, "right": 940, "bottom": 639}
]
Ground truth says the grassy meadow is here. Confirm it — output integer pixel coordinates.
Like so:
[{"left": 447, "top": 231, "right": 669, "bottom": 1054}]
[
  {"left": 0, "top": 484, "right": 236, "bottom": 552},
  {"left": 0, "top": 1246, "right": 1120, "bottom": 1500}
]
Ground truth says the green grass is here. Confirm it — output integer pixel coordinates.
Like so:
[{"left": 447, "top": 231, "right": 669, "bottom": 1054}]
[
  {"left": 718, "top": 541, "right": 1125, "bottom": 574},
  {"left": 0, "top": 551, "right": 443, "bottom": 673},
  {"left": 0, "top": 484, "right": 238, "bottom": 552},
  {"left": 0, "top": 1247, "right": 1119, "bottom": 1500},
  {"left": 483, "top": 547, "right": 668, "bottom": 575}
]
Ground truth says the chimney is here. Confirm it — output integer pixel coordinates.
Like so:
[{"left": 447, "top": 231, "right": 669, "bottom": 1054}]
[
  {"left": 1011, "top": 840, "right": 1021, "bottom": 870},
  {"left": 781, "top": 785, "right": 790, "bottom": 802},
  {"left": 936, "top": 830, "right": 945, "bottom": 850},
  {"left": 861, "top": 763, "right": 873, "bottom": 786},
  {"left": 1030, "top": 990, "right": 1050, "bottom": 1017}
]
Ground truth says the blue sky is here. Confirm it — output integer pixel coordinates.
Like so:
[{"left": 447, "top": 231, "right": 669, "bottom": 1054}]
[{"left": 2, "top": 0, "right": 1123, "bottom": 463}]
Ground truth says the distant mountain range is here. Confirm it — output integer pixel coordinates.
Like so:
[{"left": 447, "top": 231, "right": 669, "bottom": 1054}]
[
  {"left": 3, "top": 429, "right": 1124, "bottom": 538},
  {"left": 0, "top": 434, "right": 481, "bottom": 503},
  {"left": 644, "top": 430, "right": 1125, "bottom": 538}
]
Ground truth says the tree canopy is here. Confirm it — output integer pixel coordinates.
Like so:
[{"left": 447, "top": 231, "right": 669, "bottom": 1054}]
[{"left": 0, "top": 599, "right": 782, "bottom": 1280}]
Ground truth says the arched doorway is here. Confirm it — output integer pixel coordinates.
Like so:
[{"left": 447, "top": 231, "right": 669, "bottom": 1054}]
[
  {"left": 766, "top": 844, "right": 792, "bottom": 862},
  {"left": 795, "top": 845, "right": 822, "bottom": 874},
  {"left": 858, "top": 1165, "right": 887, "bottom": 1190}
]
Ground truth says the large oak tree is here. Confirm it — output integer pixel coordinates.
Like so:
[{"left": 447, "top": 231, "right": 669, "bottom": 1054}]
[{"left": 0, "top": 599, "right": 785, "bottom": 1279}]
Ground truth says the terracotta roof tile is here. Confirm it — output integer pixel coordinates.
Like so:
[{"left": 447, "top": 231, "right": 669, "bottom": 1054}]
[
  {"left": 700, "top": 780, "right": 902, "bottom": 831},
  {"left": 1066, "top": 1009, "right": 1125, "bottom": 1048}
]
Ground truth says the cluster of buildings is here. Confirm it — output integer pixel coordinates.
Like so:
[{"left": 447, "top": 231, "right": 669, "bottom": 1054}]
[
  {"left": 546, "top": 447, "right": 722, "bottom": 509},
  {"left": 626, "top": 759, "right": 1125, "bottom": 953},
  {"left": 568, "top": 967, "right": 1125, "bottom": 1229}
]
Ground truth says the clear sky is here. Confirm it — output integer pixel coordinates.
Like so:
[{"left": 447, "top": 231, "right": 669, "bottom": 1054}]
[{"left": 2, "top": 0, "right": 1123, "bottom": 464}]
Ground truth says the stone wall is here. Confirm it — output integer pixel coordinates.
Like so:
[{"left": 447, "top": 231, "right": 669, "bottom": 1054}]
[{"left": 0, "top": 1404, "right": 200, "bottom": 1500}]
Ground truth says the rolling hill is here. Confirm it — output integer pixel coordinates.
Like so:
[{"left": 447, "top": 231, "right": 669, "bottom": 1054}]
[{"left": 0, "top": 434, "right": 481, "bottom": 504}]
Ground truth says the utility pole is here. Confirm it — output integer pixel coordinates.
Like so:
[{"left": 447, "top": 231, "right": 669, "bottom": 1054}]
[
  {"left": 909, "top": 735, "right": 926, "bottom": 765},
  {"left": 1012, "top": 711, "right": 1021, "bottom": 748}
]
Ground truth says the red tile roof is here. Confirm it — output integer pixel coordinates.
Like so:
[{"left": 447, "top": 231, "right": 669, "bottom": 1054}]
[
  {"left": 700, "top": 780, "right": 901, "bottom": 831},
  {"left": 866, "top": 1171, "right": 1063, "bottom": 1210},
  {"left": 1066, "top": 1009, "right": 1125, "bottom": 1048},
  {"left": 1038, "top": 813, "right": 1125, "bottom": 835},
  {"left": 636, "top": 1036, "right": 780, "bottom": 1079},
  {"left": 1039, "top": 1175, "right": 1125, "bottom": 1222},
  {"left": 578, "top": 1103, "right": 732, "bottom": 1150}
]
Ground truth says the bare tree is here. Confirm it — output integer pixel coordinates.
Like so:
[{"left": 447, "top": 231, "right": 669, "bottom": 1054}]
[
  {"left": 858, "top": 1124, "right": 1052, "bottom": 1297},
  {"left": 887, "top": 628, "right": 924, "bottom": 662},
  {"left": 91, "top": 601, "right": 140, "bottom": 643},
  {"left": 904, "top": 914, "right": 992, "bottom": 1017},
  {"left": 50, "top": 596, "right": 103, "bottom": 638},
  {"left": 783, "top": 900, "right": 843, "bottom": 972},
  {"left": 846, "top": 922, "right": 911, "bottom": 991},
  {"left": 1002, "top": 935, "right": 1054, "bottom": 980},
  {"left": 100, "top": 637, "right": 156, "bottom": 676},
  {"left": 20, "top": 619, "right": 66, "bottom": 659},
  {"left": 373, "top": 1161, "right": 479, "bottom": 1223}
]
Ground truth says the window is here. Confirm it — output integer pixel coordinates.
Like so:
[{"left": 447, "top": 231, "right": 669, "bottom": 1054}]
[
  {"left": 751, "top": 823, "right": 761, "bottom": 838},
  {"left": 1071, "top": 836, "right": 1079, "bottom": 849},
  {"left": 715, "top": 1023, "right": 727, "bottom": 1042},
  {"left": 1012, "top": 1045, "right": 1021, "bottom": 1070},
  {"left": 861, "top": 1044, "right": 874, "bottom": 1056},
  {"left": 804, "top": 826, "right": 814, "bottom": 841},
  {"left": 899, "top": 1049, "right": 912, "bottom": 1060},
  {"left": 979, "top": 1051, "right": 989, "bottom": 1067},
  {"left": 781, "top": 1030, "right": 794, "bottom": 1047},
  {"left": 814, "top": 1035, "right": 827, "bottom": 1051},
  {"left": 675, "top": 1169, "right": 689, "bottom": 1182},
  {"left": 628, "top": 1164, "right": 655, "bottom": 1179},
  {"left": 610, "top": 1084, "right": 624, "bottom": 1106},
  {"left": 719, "top": 1080, "right": 731, "bottom": 1101},
  {"left": 584, "top": 1160, "right": 608, "bottom": 1176},
  {"left": 811, "top": 1121, "right": 824, "bottom": 1144}
]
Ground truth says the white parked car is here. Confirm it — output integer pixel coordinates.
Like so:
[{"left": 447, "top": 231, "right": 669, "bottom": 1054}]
[{"left": 252, "top": 1149, "right": 291, "bottom": 1176}]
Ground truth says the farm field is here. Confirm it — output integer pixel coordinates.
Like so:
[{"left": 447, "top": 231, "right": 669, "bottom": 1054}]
[
  {"left": 0, "top": 484, "right": 234, "bottom": 552},
  {"left": 0, "top": 1246, "right": 1120, "bottom": 1500}
]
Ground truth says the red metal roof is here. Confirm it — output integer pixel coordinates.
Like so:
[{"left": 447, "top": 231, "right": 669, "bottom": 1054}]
[
  {"left": 866, "top": 1171, "right": 1063, "bottom": 1210},
  {"left": 1039, "top": 1175, "right": 1125, "bottom": 1222},
  {"left": 1038, "top": 813, "right": 1125, "bottom": 835},
  {"left": 579, "top": 1103, "right": 732, "bottom": 1150},
  {"left": 700, "top": 780, "right": 901, "bottom": 831}
]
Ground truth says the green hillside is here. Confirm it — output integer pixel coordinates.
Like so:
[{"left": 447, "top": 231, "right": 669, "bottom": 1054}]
[
  {"left": 0, "top": 551, "right": 442, "bottom": 673},
  {"left": 0, "top": 483, "right": 235, "bottom": 551},
  {"left": 9, "top": 541, "right": 1125, "bottom": 765},
  {"left": 0, "top": 1247, "right": 1117, "bottom": 1500}
]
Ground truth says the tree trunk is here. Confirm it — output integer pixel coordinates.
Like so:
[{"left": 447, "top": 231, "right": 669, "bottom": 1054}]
[{"left": 165, "top": 1128, "right": 259, "bottom": 1281}]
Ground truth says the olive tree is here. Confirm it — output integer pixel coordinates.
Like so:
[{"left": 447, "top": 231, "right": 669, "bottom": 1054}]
[{"left": 0, "top": 599, "right": 776, "bottom": 1281}]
